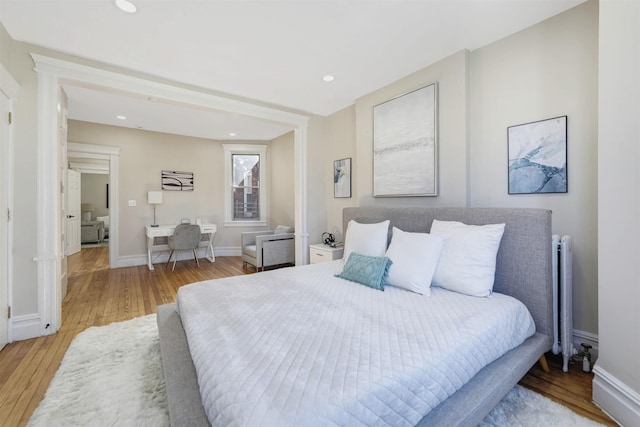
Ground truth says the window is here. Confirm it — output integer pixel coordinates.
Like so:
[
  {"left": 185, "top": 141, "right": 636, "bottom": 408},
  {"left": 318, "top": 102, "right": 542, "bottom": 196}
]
[
  {"left": 223, "top": 144, "right": 268, "bottom": 226},
  {"left": 232, "top": 154, "right": 260, "bottom": 220}
]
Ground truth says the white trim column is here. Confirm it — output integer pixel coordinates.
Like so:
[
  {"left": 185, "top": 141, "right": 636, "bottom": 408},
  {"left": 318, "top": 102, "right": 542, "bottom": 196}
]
[
  {"left": 33, "top": 68, "right": 60, "bottom": 334},
  {"left": 294, "top": 125, "right": 309, "bottom": 265},
  {"left": 31, "top": 53, "right": 311, "bottom": 337},
  {"left": 1, "top": 63, "right": 19, "bottom": 344}
]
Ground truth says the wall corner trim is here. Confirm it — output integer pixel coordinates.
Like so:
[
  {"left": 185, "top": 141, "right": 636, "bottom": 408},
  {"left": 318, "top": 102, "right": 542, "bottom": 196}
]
[{"left": 592, "top": 365, "right": 640, "bottom": 427}]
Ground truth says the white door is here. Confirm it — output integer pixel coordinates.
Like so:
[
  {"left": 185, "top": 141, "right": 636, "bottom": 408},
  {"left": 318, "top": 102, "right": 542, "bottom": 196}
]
[
  {"left": 0, "top": 90, "right": 10, "bottom": 350},
  {"left": 66, "top": 169, "right": 81, "bottom": 256}
]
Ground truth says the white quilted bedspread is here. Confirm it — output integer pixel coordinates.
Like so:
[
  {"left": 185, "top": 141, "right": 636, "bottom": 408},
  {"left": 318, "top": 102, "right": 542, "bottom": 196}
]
[{"left": 176, "top": 260, "right": 535, "bottom": 427}]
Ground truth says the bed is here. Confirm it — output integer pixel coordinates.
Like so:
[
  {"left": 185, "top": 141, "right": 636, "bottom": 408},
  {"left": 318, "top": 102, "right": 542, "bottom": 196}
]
[{"left": 157, "top": 207, "right": 553, "bottom": 427}]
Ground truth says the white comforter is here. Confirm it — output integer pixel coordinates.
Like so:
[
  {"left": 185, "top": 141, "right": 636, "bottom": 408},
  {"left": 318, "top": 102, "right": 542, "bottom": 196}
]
[{"left": 176, "top": 260, "right": 535, "bottom": 427}]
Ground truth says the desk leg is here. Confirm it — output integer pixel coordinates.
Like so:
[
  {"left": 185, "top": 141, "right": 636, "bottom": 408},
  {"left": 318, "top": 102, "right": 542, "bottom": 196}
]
[
  {"left": 205, "top": 232, "right": 215, "bottom": 263},
  {"left": 147, "top": 236, "right": 155, "bottom": 271}
]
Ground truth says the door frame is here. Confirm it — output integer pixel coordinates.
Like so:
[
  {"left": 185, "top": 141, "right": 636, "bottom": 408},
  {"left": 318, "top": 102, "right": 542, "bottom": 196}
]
[
  {"left": 65, "top": 168, "right": 82, "bottom": 257},
  {"left": 1, "top": 63, "right": 18, "bottom": 344},
  {"left": 68, "top": 142, "right": 119, "bottom": 268},
  {"left": 32, "top": 54, "right": 310, "bottom": 334}
]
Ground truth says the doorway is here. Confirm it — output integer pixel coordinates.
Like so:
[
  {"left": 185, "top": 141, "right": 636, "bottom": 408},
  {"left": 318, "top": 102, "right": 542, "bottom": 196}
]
[
  {"left": 33, "top": 54, "right": 308, "bottom": 334},
  {"left": 67, "top": 142, "right": 120, "bottom": 273},
  {"left": 71, "top": 160, "right": 111, "bottom": 253}
]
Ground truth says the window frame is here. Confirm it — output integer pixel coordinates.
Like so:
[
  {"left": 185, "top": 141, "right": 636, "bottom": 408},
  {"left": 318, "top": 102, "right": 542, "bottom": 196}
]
[{"left": 223, "top": 144, "right": 268, "bottom": 227}]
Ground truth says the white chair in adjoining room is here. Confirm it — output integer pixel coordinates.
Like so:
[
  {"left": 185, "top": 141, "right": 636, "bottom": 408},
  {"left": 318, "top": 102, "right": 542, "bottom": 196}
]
[
  {"left": 241, "top": 225, "right": 295, "bottom": 271},
  {"left": 96, "top": 215, "right": 110, "bottom": 239}
]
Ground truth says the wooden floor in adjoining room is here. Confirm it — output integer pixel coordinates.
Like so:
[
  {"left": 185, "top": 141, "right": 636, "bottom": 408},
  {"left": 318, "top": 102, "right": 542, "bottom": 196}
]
[{"left": 0, "top": 246, "right": 616, "bottom": 427}]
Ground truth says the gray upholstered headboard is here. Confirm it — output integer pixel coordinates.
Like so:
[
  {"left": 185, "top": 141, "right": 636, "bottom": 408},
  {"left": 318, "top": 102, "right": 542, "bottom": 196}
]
[{"left": 343, "top": 207, "right": 554, "bottom": 342}]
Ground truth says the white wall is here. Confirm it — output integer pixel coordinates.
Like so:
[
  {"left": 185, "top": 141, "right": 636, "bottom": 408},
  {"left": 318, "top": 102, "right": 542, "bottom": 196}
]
[
  {"left": 323, "top": 105, "right": 356, "bottom": 243},
  {"left": 269, "top": 131, "right": 295, "bottom": 229},
  {"left": 469, "top": 1, "right": 599, "bottom": 339},
  {"left": 324, "top": 1, "right": 599, "bottom": 349},
  {"left": 4, "top": 35, "right": 39, "bottom": 317},
  {"left": 593, "top": 0, "right": 640, "bottom": 424},
  {"left": 354, "top": 50, "right": 469, "bottom": 208},
  {"left": 305, "top": 116, "right": 331, "bottom": 249},
  {"left": 0, "top": 23, "right": 11, "bottom": 70},
  {"left": 68, "top": 120, "right": 294, "bottom": 261},
  {"left": 0, "top": 29, "right": 308, "bottom": 323},
  {"left": 80, "top": 174, "right": 109, "bottom": 220}
]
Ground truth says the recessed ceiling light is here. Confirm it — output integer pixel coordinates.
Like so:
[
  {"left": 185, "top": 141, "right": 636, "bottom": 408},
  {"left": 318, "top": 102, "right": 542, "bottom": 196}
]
[
  {"left": 116, "top": 115, "right": 127, "bottom": 120},
  {"left": 322, "top": 75, "right": 335, "bottom": 82},
  {"left": 115, "top": 0, "right": 137, "bottom": 14},
  {"left": 229, "top": 133, "right": 237, "bottom": 137}
]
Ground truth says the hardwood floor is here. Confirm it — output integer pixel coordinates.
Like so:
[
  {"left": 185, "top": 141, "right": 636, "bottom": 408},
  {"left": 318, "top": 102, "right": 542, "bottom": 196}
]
[{"left": 0, "top": 247, "right": 616, "bottom": 426}]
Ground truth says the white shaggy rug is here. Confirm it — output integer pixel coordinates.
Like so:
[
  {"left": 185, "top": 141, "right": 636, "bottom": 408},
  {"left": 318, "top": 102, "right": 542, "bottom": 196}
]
[{"left": 28, "top": 315, "right": 604, "bottom": 427}]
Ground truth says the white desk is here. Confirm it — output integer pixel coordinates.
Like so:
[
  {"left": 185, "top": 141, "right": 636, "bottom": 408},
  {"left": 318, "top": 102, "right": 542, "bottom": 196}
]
[{"left": 145, "top": 223, "right": 217, "bottom": 271}]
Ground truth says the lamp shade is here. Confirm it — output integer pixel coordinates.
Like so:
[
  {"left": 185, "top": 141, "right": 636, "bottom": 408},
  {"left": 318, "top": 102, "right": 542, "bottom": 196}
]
[
  {"left": 148, "top": 191, "right": 163, "bottom": 204},
  {"left": 81, "top": 203, "right": 94, "bottom": 212}
]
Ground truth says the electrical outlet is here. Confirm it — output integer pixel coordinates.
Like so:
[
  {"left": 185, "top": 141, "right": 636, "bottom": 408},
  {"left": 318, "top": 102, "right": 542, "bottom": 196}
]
[{"left": 128, "top": 200, "right": 136, "bottom": 207}]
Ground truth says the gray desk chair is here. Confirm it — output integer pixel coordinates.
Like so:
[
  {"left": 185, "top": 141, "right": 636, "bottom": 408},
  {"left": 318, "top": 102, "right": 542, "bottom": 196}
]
[{"left": 167, "top": 224, "right": 201, "bottom": 271}]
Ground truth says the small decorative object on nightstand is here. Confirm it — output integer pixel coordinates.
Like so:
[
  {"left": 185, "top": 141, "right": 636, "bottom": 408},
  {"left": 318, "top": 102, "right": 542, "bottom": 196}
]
[{"left": 309, "top": 243, "right": 344, "bottom": 264}]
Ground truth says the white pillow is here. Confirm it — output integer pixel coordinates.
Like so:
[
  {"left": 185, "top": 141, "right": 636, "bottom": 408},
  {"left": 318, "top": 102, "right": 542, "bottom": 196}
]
[
  {"left": 430, "top": 219, "right": 505, "bottom": 297},
  {"left": 385, "top": 227, "right": 444, "bottom": 295},
  {"left": 343, "top": 220, "right": 390, "bottom": 260}
]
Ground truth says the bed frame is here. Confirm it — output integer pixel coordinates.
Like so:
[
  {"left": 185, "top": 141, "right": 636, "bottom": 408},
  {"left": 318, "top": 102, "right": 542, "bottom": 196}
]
[{"left": 157, "top": 207, "right": 553, "bottom": 427}]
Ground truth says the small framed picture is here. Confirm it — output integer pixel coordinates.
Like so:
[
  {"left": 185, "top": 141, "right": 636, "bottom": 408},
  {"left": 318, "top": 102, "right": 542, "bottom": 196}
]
[
  {"left": 508, "top": 116, "right": 567, "bottom": 194},
  {"left": 333, "top": 158, "right": 351, "bottom": 198}
]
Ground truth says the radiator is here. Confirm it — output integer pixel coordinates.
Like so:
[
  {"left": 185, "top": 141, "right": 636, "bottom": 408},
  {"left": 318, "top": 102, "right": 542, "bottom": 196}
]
[{"left": 551, "top": 234, "right": 573, "bottom": 372}]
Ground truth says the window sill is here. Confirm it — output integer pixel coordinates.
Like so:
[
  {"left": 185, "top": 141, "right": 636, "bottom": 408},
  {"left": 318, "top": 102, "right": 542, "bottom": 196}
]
[{"left": 224, "top": 221, "right": 268, "bottom": 228}]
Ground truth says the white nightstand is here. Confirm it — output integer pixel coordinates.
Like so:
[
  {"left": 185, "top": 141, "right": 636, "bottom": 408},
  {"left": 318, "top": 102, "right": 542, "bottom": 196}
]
[{"left": 309, "top": 243, "right": 344, "bottom": 264}]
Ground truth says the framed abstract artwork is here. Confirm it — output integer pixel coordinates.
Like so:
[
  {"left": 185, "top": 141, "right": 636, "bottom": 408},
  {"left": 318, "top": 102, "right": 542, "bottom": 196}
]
[
  {"left": 162, "top": 170, "right": 194, "bottom": 191},
  {"left": 373, "top": 83, "right": 438, "bottom": 197},
  {"left": 508, "top": 116, "right": 567, "bottom": 194},
  {"left": 333, "top": 158, "right": 351, "bottom": 198}
]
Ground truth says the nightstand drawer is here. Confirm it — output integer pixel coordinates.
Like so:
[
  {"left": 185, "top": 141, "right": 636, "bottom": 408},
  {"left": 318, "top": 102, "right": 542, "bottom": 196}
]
[{"left": 309, "top": 244, "right": 343, "bottom": 264}]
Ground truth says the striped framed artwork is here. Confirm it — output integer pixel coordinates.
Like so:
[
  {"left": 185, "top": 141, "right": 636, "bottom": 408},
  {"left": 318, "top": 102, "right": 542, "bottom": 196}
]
[{"left": 162, "top": 170, "right": 194, "bottom": 191}]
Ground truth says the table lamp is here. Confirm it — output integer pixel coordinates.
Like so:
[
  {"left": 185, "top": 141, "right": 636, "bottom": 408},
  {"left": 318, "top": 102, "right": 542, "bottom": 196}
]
[
  {"left": 81, "top": 203, "right": 94, "bottom": 222},
  {"left": 148, "top": 191, "right": 163, "bottom": 227}
]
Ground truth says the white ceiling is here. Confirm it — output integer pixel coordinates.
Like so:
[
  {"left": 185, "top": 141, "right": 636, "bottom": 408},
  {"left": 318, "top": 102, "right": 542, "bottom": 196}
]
[
  {"left": 61, "top": 84, "right": 295, "bottom": 141},
  {"left": 0, "top": 0, "right": 585, "bottom": 140}
]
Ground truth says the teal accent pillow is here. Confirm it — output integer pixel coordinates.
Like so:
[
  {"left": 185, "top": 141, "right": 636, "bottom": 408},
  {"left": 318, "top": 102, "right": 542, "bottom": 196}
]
[{"left": 335, "top": 252, "right": 392, "bottom": 291}]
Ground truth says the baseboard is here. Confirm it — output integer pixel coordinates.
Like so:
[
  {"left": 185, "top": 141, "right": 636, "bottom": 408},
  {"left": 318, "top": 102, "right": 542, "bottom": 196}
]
[
  {"left": 11, "top": 313, "right": 44, "bottom": 342},
  {"left": 115, "top": 254, "right": 148, "bottom": 268},
  {"left": 114, "top": 247, "right": 242, "bottom": 269},
  {"left": 593, "top": 365, "right": 640, "bottom": 426},
  {"left": 212, "top": 247, "right": 241, "bottom": 257}
]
